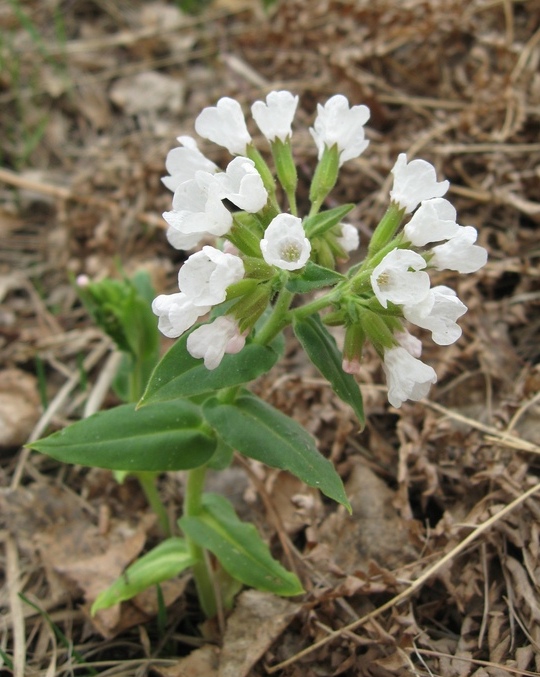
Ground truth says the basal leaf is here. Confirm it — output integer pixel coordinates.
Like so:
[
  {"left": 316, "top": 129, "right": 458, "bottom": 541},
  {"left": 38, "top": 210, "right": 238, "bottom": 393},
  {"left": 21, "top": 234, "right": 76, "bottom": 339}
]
[
  {"left": 140, "top": 333, "right": 278, "bottom": 406},
  {"left": 91, "top": 538, "right": 194, "bottom": 613},
  {"left": 293, "top": 314, "right": 365, "bottom": 426},
  {"left": 180, "top": 493, "right": 303, "bottom": 596},
  {"left": 203, "top": 394, "right": 350, "bottom": 510},
  {"left": 29, "top": 401, "right": 216, "bottom": 471}
]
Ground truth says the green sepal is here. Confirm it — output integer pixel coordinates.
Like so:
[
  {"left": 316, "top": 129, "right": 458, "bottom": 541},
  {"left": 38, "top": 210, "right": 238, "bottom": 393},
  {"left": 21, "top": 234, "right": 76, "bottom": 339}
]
[
  {"left": 271, "top": 138, "right": 298, "bottom": 195},
  {"left": 29, "top": 401, "right": 217, "bottom": 471},
  {"left": 286, "top": 261, "right": 345, "bottom": 293},
  {"left": 228, "top": 212, "right": 265, "bottom": 257},
  {"left": 139, "top": 328, "right": 279, "bottom": 405},
  {"left": 303, "top": 203, "right": 355, "bottom": 238},
  {"left": 293, "top": 314, "right": 365, "bottom": 427},
  {"left": 202, "top": 392, "right": 350, "bottom": 510},
  {"left": 309, "top": 144, "right": 340, "bottom": 210},
  {"left": 179, "top": 493, "right": 303, "bottom": 596},
  {"left": 91, "top": 538, "right": 195, "bottom": 614}
]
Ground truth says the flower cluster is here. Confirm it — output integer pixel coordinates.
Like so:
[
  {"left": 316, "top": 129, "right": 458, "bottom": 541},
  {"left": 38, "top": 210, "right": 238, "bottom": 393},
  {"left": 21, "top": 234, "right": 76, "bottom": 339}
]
[{"left": 154, "top": 91, "right": 487, "bottom": 407}]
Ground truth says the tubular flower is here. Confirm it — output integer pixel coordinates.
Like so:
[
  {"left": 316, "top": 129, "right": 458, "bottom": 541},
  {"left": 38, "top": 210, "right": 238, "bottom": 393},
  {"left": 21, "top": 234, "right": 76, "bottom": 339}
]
[
  {"left": 195, "top": 97, "right": 252, "bottom": 156},
  {"left": 430, "top": 225, "right": 488, "bottom": 273},
  {"left": 187, "top": 316, "right": 247, "bottom": 370},
  {"left": 403, "top": 285, "right": 467, "bottom": 345},
  {"left": 260, "top": 214, "right": 311, "bottom": 271},
  {"left": 383, "top": 346, "right": 437, "bottom": 408},
  {"left": 162, "top": 136, "right": 218, "bottom": 192},
  {"left": 251, "top": 90, "right": 299, "bottom": 143},
  {"left": 390, "top": 154, "right": 449, "bottom": 214},
  {"left": 163, "top": 178, "right": 232, "bottom": 250},
  {"left": 310, "top": 94, "right": 370, "bottom": 166},
  {"left": 178, "top": 246, "right": 245, "bottom": 307},
  {"left": 151, "top": 292, "right": 210, "bottom": 339},
  {"left": 207, "top": 157, "right": 268, "bottom": 212},
  {"left": 370, "top": 248, "right": 430, "bottom": 309},
  {"left": 403, "top": 198, "right": 459, "bottom": 247}
]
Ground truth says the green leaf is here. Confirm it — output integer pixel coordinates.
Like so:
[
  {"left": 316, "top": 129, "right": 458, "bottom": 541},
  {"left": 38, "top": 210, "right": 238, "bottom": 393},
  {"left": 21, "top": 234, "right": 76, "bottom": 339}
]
[
  {"left": 303, "top": 203, "right": 355, "bottom": 238},
  {"left": 91, "top": 538, "right": 195, "bottom": 613},
  {"left": 139, "top": 332, "right": 279, "bottom": 406},
  {"left": 203, "top": 393, "right": 350, "bottom": 510},
  {"left": 180, "top": 494, "right": 303, "bottom": 596},
  {"left": 286, "top": 261, "right": 345, "bottom": 293},
  {"left": 29, "top": 401, "right": 216, "bottom": 471},
  {"left": 293, "top": 314, "right": 365, "bottom": 426}
]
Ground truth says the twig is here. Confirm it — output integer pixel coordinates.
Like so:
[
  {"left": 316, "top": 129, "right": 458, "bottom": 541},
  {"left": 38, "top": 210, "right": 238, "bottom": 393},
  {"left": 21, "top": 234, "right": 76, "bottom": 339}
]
[
  {"left": 266, "top": 482, "right": 540, "bottom": 673},
  {"left": 422, "top": 400, "right": 540, "bottom": 455},
  {"left": 5, "top": 536, "right": 25, "bottom": 677}
]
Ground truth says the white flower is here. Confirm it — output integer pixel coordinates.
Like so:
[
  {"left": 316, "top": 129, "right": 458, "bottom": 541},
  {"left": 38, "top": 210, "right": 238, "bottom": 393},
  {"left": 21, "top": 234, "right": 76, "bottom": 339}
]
[
  {"left": 260, "top": 214, "right": 311, "bottom": 271},
  {"left": 179, "top": 246, "right": 244, "bottom": 307},
  {"left": 403, "top": 198, "right": 460, "bottom": 247},
  {"left": 390, "top": 153, "right": 449, "bottom": 214},
  {"left": 403, "top": 285, "right": 467, "bottom": 345},
  {"left": 163, "top": 178, "right": 232, "bottom": 250},
  {"left": 309, "top": 94, "right": 370, "bottom": 166},
  {"left": 371, "top": 248, "right": 430, "bottom": 308},
  {"left": 336, "top": 222, "right": 359, "bottom": 253},
  {"left": 207, "top": 157, "right": 268, "bottom": 212},
  {"left": 251, "top": 90, "right": 299, "bottom": 143},
  {"left": 187, "top": 316, "right": 246, "bottom": 369},
  {"left": 162, "top": 136, "right": 218, "bottom": 192},
  {"left": 430, "top": 225, "right": 488, "bottom": 273},
  {"left": 383, "top": 346, "right": 437, "bottom": 408},
  {"left": 152, "top": 292, "right": 210, "bottom": 339},
  {"left": 195, "top": 97, "right": 252, "bottom": 156},
  {"left": 395, "top": 330, "right": 423, "bottom": 358}
]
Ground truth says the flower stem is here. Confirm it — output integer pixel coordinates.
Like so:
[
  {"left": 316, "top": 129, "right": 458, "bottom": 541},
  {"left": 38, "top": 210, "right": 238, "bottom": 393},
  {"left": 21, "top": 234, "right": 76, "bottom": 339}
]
[
  {"left": 253, "top": 286, "right": 294, "bottom": 345},
  {"left": 291, "top": 289, "right": 339, "bottom": 322},
  {"left": 183, "top": 465, "right": 217, "bottom": 618},
  {"left": 137, "top": 471, "right": 171, "bottom": 537}
]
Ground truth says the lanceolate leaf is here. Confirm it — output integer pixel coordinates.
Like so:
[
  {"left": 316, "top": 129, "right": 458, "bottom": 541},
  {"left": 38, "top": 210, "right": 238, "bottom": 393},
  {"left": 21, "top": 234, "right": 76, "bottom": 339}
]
[
  {"left": 293, "top": 314, "right": 365, "bottom": 426},
  {"left": 29, "top": 401, "right": 216, "bottom": 471},
  {"left": 303, "top": 203, "right": 355, "bottom": 238},
  {"left": 91, "top": 538, "right": 195, "bottom": 614},
  {"left": 286, "top": 261, "right": 345, "bottom": 294},
  {"left": 139, "top": 332, "right": 279, "bottom": 406},
  {"left": 180, "top": 494, "right": 303, "bottom": 596},
  {"left": 203, "top": 393, "right": 350, "bottom": 510}
]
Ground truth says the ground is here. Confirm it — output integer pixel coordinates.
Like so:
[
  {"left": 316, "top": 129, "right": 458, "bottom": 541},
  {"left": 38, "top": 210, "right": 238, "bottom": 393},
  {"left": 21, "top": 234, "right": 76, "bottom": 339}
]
[{"left": 1, "top": 1, "right": 540, "bottom": 676}]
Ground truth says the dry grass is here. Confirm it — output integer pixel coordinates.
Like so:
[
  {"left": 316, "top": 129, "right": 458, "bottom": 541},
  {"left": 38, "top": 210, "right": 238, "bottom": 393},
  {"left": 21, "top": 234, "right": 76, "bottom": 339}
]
[{"left": 1, "top": 0, "right": 540, "bottom": 675}]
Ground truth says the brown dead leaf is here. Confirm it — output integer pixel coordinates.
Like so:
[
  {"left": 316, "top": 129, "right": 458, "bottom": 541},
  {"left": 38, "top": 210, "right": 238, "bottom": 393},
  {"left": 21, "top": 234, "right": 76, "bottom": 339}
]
[
  {"left": 109, "top": 72, "right": 185, "bottom": 115},
  {"left": 152, "top": 645, "right": 220, "bottom": 677},
  {"left": 0, "top": 368, "right": 41, "bottom": 449},
  {"left": 265, "top": 471, "right": 323, "bottom": 535},
  {"left": 219, "top": 590, "right": 301, "bottom": 677},
  {"left": 315, "top": 462, "right": 418, "bottom": 574}
]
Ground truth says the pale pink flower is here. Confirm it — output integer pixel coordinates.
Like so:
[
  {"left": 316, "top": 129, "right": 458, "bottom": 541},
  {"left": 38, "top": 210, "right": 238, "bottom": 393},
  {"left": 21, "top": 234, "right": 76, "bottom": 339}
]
[{"left": 187, "top": 316, "right": 246, "bottom": 369}]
